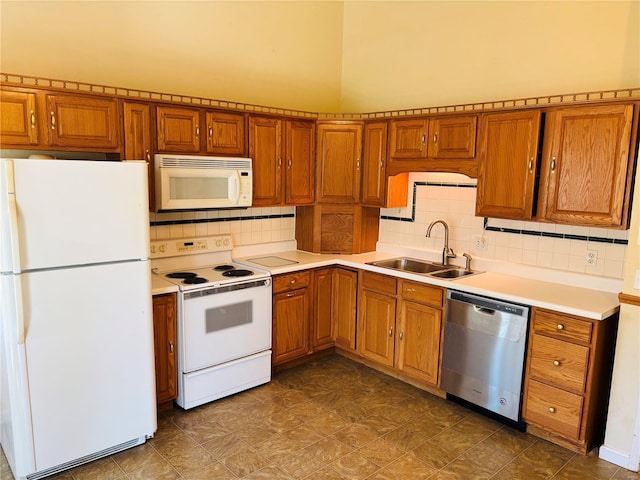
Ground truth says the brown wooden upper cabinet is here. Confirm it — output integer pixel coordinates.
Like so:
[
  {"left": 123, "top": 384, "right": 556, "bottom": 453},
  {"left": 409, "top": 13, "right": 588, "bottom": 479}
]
[
  {"left": 249, "top": 116, "right": 315, "bottom": 206},
  {"left": 316, "top": 122, "right": 363, "bottom": 204},
  {"left": 123, "top": 101, "right": 154, "bottom": 209},
  {"left": 157, "top": 106, "right": 246, "bottom": 155},
  {"left": 0, "top": 87, "right": 39, "bottom": 146},
  {"left": 475, "top": 110, "right": 542, "bottom": 220},
  {"left": 361, "top": 121, "right": 408, "bottom": 208},
  {"left": 388, "top": 115, "right": 478, "bottom": 177},
  {"left": 0, "top": 88, "right": 120, "bottom": 150},
  {"left": 476, "top": 104, "right": 636, "bottom": 228},
  {"left": 205, "top": 111, "right": 245, "bottom": 155}
]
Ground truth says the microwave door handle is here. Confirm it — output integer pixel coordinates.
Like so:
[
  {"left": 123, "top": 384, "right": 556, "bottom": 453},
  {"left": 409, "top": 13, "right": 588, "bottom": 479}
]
[{"left": 230, "top": 172, "right": 241, "bottom": 204}]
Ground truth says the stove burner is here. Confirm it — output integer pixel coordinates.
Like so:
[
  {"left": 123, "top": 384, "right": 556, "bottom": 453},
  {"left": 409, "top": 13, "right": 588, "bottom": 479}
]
[
  {"left": 214, "top": 265, "right": 236, "bottom": 271},
  {"left": 183, "top": 277, "right": 208, "bottom": 284},
  {"left": 166, "top": 272, "right": 197, "bottom": 279},
  {"left": 222, "top": 269, "right": 254, "bottom": 278}
]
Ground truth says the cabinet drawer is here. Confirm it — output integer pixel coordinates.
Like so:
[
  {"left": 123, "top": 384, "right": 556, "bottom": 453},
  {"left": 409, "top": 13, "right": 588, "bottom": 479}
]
[
  {"left": 524, "top": 380, "right": 583, "bottom": 440},
  {"left": 273, "top": 271, "right": 311, "bottom": 293},
  {"left": 362, "top": 271, "right": 397, "bottom": 295},
  {"left": 528, "top": 334, "right": 589, "bottom": 394},
  {"left": 533, "top": 309, "right": 592, "bottom": 344},
  {"left": 400, "top": 281, "right": 443, "bottom": 308}
]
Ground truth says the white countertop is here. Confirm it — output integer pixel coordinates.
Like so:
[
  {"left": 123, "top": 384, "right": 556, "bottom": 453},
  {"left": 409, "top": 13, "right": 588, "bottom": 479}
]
[{"left": 234, "top": 250, "right": 620, "bottom": 320}]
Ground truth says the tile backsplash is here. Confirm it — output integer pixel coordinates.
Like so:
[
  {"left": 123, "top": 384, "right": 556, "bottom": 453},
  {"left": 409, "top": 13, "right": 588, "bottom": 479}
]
[
  {"left": 149, "top": 207, "right": 296, "bottom": 246},
  {"left": 149, "top": 173, "right": 629, "bottom": 280},
  {"left": 379, "top": 172, "right": 629, "bottom": 279}
]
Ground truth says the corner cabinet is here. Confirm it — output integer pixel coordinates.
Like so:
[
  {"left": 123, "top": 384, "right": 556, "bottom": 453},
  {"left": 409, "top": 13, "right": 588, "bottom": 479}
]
[
  {"left": 522, "top": 308, "right": 618, "bottom": 454},
  {"left": 476, "top": 103, "right": 637, "bottom": 228},
  {"left": 387, "top": 115, "right": 478, "bottom": 177},
  {"left": 316, "top": 122, "right": 363, "bottom": 204},
  {"left": 152, "top": 293, "right": 177, "bottom": 404}
]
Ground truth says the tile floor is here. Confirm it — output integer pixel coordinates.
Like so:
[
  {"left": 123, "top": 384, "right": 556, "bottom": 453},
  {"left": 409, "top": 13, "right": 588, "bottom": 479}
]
[{"left": 2, "top": 354, "right": 638, "bottom": 480}]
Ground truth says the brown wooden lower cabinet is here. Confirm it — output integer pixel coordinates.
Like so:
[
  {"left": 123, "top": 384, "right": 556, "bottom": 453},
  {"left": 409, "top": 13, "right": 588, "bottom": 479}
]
[
  {"left": 152, "top": 293, "right": 177, "bottom": 404},
  {"left": 522, "top": 307, "right": 618, "bottom": 454},
  {"left": 357, "top": 271, "right": 444, "bottom": 388},
  {"left": 272, "top": 271, "right": 312, "bottom": 365}
]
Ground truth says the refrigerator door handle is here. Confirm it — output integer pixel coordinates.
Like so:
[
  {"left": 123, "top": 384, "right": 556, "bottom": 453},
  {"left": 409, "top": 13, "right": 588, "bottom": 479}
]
[
  {"left": 4, "top": 160, "right": 26, "bottom": 343},
  {"left": 4, "top": 160, "right": 23, "bottom": 274}
]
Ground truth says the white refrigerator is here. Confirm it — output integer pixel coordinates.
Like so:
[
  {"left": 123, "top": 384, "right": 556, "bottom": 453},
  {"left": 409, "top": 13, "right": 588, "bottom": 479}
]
[{"left": 0, "top": 158, "right": 157, "bottom": 480}]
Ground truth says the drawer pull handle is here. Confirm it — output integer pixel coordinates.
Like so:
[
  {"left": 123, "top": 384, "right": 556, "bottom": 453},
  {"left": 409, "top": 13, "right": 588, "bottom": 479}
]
[
  {"left": 406, "top": 288, "right": 415, "bottom": 293},
  {"left": 286, "top": 292, "right": 295, "bottom": 298},
  {"left": 290, "top": 279, "right": 296, "bottom": 284},
  {"left": 556, "top": 324, "right": 565, "bottom": 330},
  {"left": 548, "top": 407, "right": 556, "bottom": 414},
  {"left": 553, "top": 360, "right": 561, "bottom": 367}
]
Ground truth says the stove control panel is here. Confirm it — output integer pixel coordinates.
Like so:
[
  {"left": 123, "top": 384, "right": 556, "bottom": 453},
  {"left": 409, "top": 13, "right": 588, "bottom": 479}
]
[{"left": 150, "top": 235, "right": 234, "bottom": 258}]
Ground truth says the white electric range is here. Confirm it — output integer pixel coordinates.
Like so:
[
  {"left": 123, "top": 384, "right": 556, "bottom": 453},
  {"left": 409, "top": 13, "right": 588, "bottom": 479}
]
[{"left": 150, "top": 235, "right": 272, "bottom": 409}]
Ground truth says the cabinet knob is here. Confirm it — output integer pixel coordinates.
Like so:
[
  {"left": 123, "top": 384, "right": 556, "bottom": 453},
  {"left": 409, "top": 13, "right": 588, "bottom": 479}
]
[
  {"left": 146, "top": 150, "right": 151, "bottom": 162},
  {"left": 388, "top": 327, "right": 393, "bottom": 337},
  {"left": 290, "top": 279, "right": 296, "bottom": 284},
  {"left": 556, "top": 324, "right": 564, "bottom": 330},
  {"left": 356, "top": 159, "right": 360, "bottom": 170},
  {"left": 406, "top": 288, "right": 415, "bottom": 293},
  {"left": 548, "top": 407, "right": 556, "bottom": 414},
  {"left": 421, "top": 133, "right": 426, "bottom": 144},
  {"left": 30, "top": 110, "right": 36, "bottom": 129},
  {"left": 169, "top": 342, "right": 174, "bottom": 354},
  {"left": 399, "top": 331, "right": 404, "bottom": 340},
  {"left": 50, "top": 111, "right": 56, "bottom": 130},
  {"left": 433, "top": 133, "right": 438, "bottom": 144},
  {"left": 286, "top": 292, "right": 295, "bottom": 297},
  {"left": 195, "top": 125, "right": 200, "bottom": 137},
  {"left": 208, "top": 126, "right": 213, "bottom": 138},
  {"left": 528, "top": 158, "right": 533, "bottom": 171},
  {"left": 553, "top": 360, "right": 561, "bottom": 367},
  {"left": 288, "top": 158, "right": 292, "bottom": 168},
  {"left": 551, "top": 156, "right": 556, "bottom": 172}
]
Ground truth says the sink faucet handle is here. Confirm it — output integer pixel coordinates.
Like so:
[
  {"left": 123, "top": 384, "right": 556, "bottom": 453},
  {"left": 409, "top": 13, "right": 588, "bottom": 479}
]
[
  {"left": 463, "top": 252, "right": 472, "bottom": 271},
  {"left": 446, "top": 247, "right": 456, "bottom": 259}
]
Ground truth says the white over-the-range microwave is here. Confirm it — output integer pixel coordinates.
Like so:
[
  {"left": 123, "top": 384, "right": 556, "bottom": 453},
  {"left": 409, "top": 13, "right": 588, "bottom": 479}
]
[{"left": 154, "top": 154, "right": 253, "bottom": 212}]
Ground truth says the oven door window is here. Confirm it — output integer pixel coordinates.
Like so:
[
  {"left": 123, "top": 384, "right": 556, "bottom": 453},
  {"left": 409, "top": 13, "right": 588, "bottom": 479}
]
[
  {"left": 205, "top": 301, "right": 251, "bottom": 332},
  {"left": 181, "top": 284, "right": 272, "bottom": 373}
]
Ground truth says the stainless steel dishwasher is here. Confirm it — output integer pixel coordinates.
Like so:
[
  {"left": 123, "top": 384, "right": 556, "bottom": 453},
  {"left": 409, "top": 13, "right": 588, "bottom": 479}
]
[{"left": 440, "top": 290, "right": 530, "bottom": 426}]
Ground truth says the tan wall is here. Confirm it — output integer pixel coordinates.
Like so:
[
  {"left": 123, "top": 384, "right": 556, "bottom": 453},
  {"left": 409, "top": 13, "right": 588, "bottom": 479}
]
[
  {"left": 0, "top": 1, "right": 344, "bottom": 112},
  {"left": 341, "top": 1, "right": 640, "bottom": 111}
]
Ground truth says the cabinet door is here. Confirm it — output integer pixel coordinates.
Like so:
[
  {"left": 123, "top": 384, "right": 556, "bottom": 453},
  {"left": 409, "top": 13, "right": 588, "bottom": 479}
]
[
  {"left": 0, "top": 88, "right": 39, "bottom": 146},
  {"left": 475, "top": 110, "right": 542, "bottom": 220},
  {"left": 285, "top": 120, "right": 315, "bottom": 205},
  {"left": 250, "top": 116, "right": 283, "bottom": 206},
  {"left": 316, "top": 123, "right": 362, "bottom": 203},
  {"left": 205, "top": 111, "right": 245, "bottom": 155},
  {"left": 272, "top": 287, "right": 310, "bottom": 364},
  {"left": 156, "top": 106, "right": 201, "bottom": 152},
  {"left": 398, "top": 300, "right": 442, "bottom": 385},
  {"left": 537, "top": 104, "right": 635, "bottom": 227},
  {"left": 361, "top": 121, "right": 388, "bottom": 206},
  {"left": 427, "top": 115, "right": 477, "bottom": 159},
  {"left": 123, "top": 102, "right": 153, "bottom": 209},
  {"left": 152, "top": 293, "right": 177, "bottom": 404},
  {"left": 333, "top": 268, "right": 358, "bottom": 351},
  {"left": 47, "top": 94, "right": 119, "bottom": 149},
  {"left": 313, "top": 267, "right": 334, "bottom": 349},
  {"left": 389, "top": 118, "right": 428, "bottom": 159},
  {"left": 359, "top": 289, "right": 396, "bottom": 367}
]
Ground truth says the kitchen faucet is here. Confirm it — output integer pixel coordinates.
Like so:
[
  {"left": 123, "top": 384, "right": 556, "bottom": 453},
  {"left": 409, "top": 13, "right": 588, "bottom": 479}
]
[{"left": 426, "top": 220, "right": 456, "bottom": 266}]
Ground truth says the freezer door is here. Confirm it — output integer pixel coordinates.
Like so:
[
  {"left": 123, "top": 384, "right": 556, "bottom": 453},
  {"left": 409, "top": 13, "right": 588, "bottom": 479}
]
[
  {"left": 0, "top": 159, "right": 149, "bottom": 272},
  {"left": 19, "top": 261, "right": 156, "bottom": 471}
]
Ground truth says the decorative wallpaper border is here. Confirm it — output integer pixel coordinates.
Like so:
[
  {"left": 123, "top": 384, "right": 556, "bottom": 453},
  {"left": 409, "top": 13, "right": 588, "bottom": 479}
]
[
  {"left": 150, "top": 212, "right": 295, "bottom": 227},
  {"left": 380, "top": 182, "right": 629, "bottom": 246}
]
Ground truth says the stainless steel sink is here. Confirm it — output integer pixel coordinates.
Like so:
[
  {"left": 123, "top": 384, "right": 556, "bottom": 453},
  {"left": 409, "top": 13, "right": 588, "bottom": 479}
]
[
  {"left": 366, "top": 257, "right": 483, "bottom": 280},
  {"left": 429, "top": 269, "right": 477, "bottom": 279},
  {"left": 367, "top": 257, "right": 448, "bottom": 274}
]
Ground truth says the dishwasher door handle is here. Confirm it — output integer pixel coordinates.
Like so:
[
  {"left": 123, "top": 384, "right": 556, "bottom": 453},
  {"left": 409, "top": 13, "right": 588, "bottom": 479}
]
[{"left": 473, "top": 305, "right": 496, "bottom": 315}]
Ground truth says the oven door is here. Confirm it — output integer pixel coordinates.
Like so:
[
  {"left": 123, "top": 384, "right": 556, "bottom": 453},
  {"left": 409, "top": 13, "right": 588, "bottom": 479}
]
[{"left": 180, "top": 279, "right": 272, "bottom": 373}]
